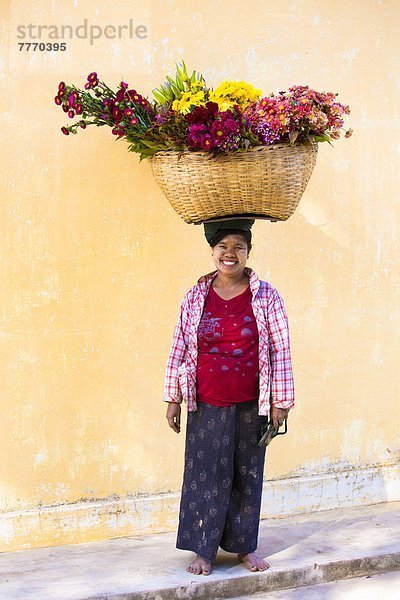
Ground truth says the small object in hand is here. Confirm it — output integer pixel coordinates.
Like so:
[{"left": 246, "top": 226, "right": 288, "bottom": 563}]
[{"left": 258, "top": 419, "right": 288, "bottom": 447}]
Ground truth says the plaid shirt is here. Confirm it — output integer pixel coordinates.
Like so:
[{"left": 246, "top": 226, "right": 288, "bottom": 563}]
[{"left": 163, "top": 267, "right": 294, "bottom": 416}]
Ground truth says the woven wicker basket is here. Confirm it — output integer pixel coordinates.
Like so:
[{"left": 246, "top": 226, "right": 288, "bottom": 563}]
[{"left": 148, "top": 142, "right": 318, "bottom": 224}]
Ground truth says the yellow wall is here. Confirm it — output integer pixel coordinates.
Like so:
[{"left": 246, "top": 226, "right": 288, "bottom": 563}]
[{"left": 1, "top": 0, "right": 399, "bottom": 550}]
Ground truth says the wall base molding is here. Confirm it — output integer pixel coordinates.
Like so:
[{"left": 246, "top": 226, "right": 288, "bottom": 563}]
[{"left": 1, "top": 464, "right": 399, "bottom": 552}]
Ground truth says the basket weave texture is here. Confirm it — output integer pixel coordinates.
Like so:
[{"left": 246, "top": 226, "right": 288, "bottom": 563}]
[{"left": 148, "top": 142, "right": 318, "bottom": 224}]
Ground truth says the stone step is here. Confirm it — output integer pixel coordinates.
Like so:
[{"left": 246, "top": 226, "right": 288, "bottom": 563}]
[{"left": 0, "top": 501, "right": 399, "bottom": 599}]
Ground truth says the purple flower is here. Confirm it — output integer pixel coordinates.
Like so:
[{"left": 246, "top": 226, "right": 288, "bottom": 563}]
[
  {"left": 187, "top": 123, "right": 207, "bottom": 147},
  {"left": 199, "top": 134, "right": 213, "bottom": 151},
  {"left": 210, "top": 118, "right": 239, "bottom": 146},
  {"left": 68, "top": 93, "right": 77, "bottom": 108}
]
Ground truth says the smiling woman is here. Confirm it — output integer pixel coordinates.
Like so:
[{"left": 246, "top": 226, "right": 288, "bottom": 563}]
[{"left": 164, "top": 218, "right": 295, "bottom": 576}]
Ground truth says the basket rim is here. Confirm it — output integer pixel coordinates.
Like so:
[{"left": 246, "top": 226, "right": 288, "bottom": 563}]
[{"left": 148, "top": 141, "right": 319, "bottom": 160}]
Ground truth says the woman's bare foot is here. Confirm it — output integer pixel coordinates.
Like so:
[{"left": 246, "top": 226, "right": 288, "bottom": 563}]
[
  {"left": 186, "top": 554, "right": 212, "bottom": 575},
  {"left": 238, "top": 552, "right": 270, "bottom": 571}
]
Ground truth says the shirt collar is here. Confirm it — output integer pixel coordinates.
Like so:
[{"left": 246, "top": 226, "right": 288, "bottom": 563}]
[{"left": 197, "top": 267, "right": 260, "bottom": 297}]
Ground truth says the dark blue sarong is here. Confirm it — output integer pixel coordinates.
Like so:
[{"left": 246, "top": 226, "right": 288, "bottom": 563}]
[{"left": 176, "top": 399, "right": 268, "bottom": 561}]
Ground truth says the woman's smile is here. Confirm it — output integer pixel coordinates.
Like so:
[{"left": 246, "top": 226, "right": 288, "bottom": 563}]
[{"left": 221, "top": 259, "right": 238, "bottom": 267}]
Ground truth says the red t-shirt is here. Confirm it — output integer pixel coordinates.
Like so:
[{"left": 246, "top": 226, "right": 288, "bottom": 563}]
[{"left": 196, "top": 284, "right": 259, "bottom": 407}]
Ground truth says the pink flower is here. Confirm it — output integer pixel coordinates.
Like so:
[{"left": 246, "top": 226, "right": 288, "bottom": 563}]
[
  {"left": 130, "top": 117, "right": 139, "bottom": 125},
  {"left": 75, "top": 104, "right": 83, "bottom": 115},
  {"left": 120, "top": 81, "right": 128, "bottom": 89},
  {"left": 54, "top": 96, "right": 62, "bottom": 105},
  {"left": 68, "top": 109, "right": 75, "bottom": 118},
  {"left": 61, "top": 127, "right": 69, "bottom": 135},
  {"left": 84, "top": 82, "right": 91, "bottom": 90},
  {"left": 58, "top": 82, "right": 65, "bottom": 92},
  {"left": 124, "top": 108, "right": 134, "bottom": 117}
]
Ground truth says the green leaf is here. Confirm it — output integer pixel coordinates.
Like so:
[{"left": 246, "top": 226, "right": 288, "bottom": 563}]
[
  {"left": 152, "top": 88, "right": 168, "bottom": 104},
  {"left": 175, "top": 74, "right": 185, "bottom": 92}
]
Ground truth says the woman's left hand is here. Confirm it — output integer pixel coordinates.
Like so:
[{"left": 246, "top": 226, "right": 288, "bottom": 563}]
[{"left": 270, "top": 406, "right": 290, "bottom": 429}]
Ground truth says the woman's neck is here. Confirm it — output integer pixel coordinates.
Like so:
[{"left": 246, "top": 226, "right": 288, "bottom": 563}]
[{"left": 213, "top": 271, "right": 249, "bottom": 289}]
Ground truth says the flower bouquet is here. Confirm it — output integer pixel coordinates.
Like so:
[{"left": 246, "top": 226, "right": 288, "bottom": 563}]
[{"left": 55, "top": 61, "right": 352, "bottom": 223}]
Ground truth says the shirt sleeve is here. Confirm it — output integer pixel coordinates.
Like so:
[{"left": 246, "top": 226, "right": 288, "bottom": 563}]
[
  {"left": 163, "top": 291, "right": 192, "bottom": 404},
  {"left": 266, "top": 288, "right": 295, "bottom": 410}
]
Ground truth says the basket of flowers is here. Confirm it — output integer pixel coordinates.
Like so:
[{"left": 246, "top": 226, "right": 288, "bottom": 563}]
[{"left": 55, "top": 62, "right": 352, "bottom": 223}]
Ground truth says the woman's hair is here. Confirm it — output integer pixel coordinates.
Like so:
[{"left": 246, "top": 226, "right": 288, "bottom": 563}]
[{"left": 209, "top": 228, "right": 252, "bottom": 252}]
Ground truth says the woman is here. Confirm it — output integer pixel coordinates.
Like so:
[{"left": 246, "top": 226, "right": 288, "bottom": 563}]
[{"left": 164, "top": 219, "right": 294, "bottom": 576}]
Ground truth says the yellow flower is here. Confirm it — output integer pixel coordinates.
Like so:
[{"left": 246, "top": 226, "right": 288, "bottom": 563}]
[
  {"left": 209, "top": 80, "right": 262, "bottom": 111},
  {"left": 171, "top": 81, "right": 207, "bottom": 114}
]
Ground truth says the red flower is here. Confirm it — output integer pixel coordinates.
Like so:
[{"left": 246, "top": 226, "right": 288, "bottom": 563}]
[
  {"left": 112, "top": 127, "right": 125, "bottom": 137},
  {"left": 112, "top": 107, "right": 123, "bottom": 123},
  {"left": 54, "top": 96, "right": 62, "bottom": 105},
  {"left": 61, "top": 127, "right": 69, "bottom": 135},
  {"left": 116, "top": 89, "right": 125, "bottom": 103},
  {"left": 130, "top": 117, "right": 139, "bottom": 126},
  {"left": 62, "top": 105, "right": 69, "bottom": 113},
  {"left": 68, "top": 109, "right": 75, "bottom": 118},
  {"left": 75, "top": 104, "right": 83, "bottom": 115},
  {"left": 124, "top": 108, "right": 134, "bottom": 117},
  {"left": 84, "top": 82, "right": 91, "bottom": 90},
  {"left": 58, "top": 82, "right": 66, "bottom": 92},
  {"left": 126, "top": 89, "right": 139, "bottom": 101}
]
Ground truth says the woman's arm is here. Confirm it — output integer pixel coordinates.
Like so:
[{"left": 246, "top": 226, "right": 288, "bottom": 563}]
[
  {"left": 163, "top": 291, "right": 192, "bottom": 404},
  {"left": 266, "top": 288, "right": 295, "bottom": 411}
]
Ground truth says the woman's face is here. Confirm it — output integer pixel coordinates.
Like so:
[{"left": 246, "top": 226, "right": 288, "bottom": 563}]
[{"left": 211, "top": 234, "right": 249, "bottom": 278}]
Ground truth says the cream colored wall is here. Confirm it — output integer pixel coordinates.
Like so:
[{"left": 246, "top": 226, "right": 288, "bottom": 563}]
[{"left": 1, "top": 0, "right": 399, "bottom": 550}]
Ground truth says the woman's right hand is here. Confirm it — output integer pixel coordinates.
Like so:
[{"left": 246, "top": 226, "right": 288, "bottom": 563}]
[{"left": 166, "top": 402, "right": 181, "bottom": 434}]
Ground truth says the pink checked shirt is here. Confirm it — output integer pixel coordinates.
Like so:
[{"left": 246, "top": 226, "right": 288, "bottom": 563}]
[{"left": 163, "top": 267, "right": 295, "bottom": 417}]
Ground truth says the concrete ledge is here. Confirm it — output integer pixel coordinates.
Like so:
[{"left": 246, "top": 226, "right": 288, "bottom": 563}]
[
  {"left": 1, "top": 502, "right": 400, "bottom": 600},
  {"left": 1, "top": 463, "right": 399, "bottom": 552},
  {"left": 97, "top": 553, "right": 400, "bottom": 600}
]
